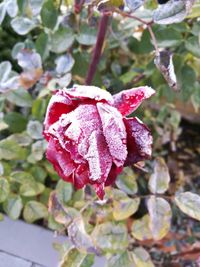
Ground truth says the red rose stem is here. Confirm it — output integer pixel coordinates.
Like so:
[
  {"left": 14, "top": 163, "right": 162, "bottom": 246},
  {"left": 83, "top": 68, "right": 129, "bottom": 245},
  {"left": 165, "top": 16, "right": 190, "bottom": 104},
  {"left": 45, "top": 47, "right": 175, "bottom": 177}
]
[{"left": 85, "top": 13, "right": 110, "bottom": 85}]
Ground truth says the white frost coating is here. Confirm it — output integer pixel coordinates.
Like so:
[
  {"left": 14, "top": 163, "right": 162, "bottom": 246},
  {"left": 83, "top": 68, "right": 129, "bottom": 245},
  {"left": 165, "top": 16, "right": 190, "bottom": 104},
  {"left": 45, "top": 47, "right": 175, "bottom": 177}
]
[
  {"left": 44, "top": 93, "right": 72, "bottom": 127},
  {"left": 64, "top": 85, "right": 114, "bottom": 104},
  {"left": 97, "top": 102, "right": 127, "bottom": 167},
  {"left": 132, "top": 117, "right": 152, "bottom": 156},
  {"left": 85, "top": 131, "right": 112, "bottom": 181}
]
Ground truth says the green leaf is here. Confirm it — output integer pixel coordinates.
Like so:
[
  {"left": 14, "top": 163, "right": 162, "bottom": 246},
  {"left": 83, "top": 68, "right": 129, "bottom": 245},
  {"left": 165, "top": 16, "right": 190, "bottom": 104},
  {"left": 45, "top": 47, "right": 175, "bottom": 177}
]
[
  {"left": 116, "top": 167, "right": 138, "bottom": 195},
  {"left": 35, "top": 32, "right": 49, "bottom": 61},
  {"left": 3, "top": 194, "right": 23, "bottom": 220},
  {"left": 41, "top": 0, "right": 58, "bottom": 29},
  {"left": 30, "top": 166, "right": 47, "bottom": 183},
  {"left": 148, "top": 157, "right": 170, "bottom": 194},
  {"left": 30, "top": 140, "right": 46, "bottom": 162},
  {"left": 32, "top": 98, "right": 47, "bottom": 121},
  {"left": 92, "top": 222, "right": 128, "bottom": 252},
  {"left": 0, "top": 213, "right": 3, "bottom": 221},
  {"left": 60, "top": 248, "right": 87, "bottom": 267},
  {"left": 23, "top": 201, "right": 48, "bottom": 223},
  {"left": 76, "top": 25, "right": 97, "bottom": 46},
  {"left": 113, "top": 197, "right": 140, "bottom": 221},
  {"left": 56, "top": 180, "right": 73, "bottom": 205},
  {"left": 11, "top": 171, "right": 34, "bottom": 184},
  {"left": 11, "top": 16, "right": 36, "bottom": 35},
  {"left": 8, "top": 132, "right": 32, "bottom": 146},
  {"left": 0, "top": 138, "right": 26, "bottom": 160},
  {"left": 6, "top": 88, "right": 32, "bottom": 107},
  {"left": 131, "top": 247, "right": 155, "bottom": 267},
  {"left": 0, "top": 178, "right": 10, "bottom": 203},
  {"left": 175, "top": 192, "right": 200, "bottom": 221},
  {"left": 147, "top": 196, "right": 172, "bottom": 240},
  {"left": 131, "top": 214, "right": 152, "bottom": 241},
  {"left": 185, "top": 36, "right": 200, "bottom": 58},
  {"left": 180, "top": 65, "right": 196, "bottom": 101},
  {"left": 80, "top": 254, "right": 95, "bottom": 267},
  {"left": 106, "top": 251, "right": 133, "bottom": 267},
  {"left": 27, "top": 120, "right": 43, "bottom": 139},
  {"left": 155, "top": 28, "right": 182, "bottom": 47},
  {"left": 4, "top": 112, "right": 27, "bottom": 133},
  {"left": 50, "top": 26, "right": 74, "bottom": 54},
  {"left": 20, "top": 181, "right": 45, "bottom": 197}
]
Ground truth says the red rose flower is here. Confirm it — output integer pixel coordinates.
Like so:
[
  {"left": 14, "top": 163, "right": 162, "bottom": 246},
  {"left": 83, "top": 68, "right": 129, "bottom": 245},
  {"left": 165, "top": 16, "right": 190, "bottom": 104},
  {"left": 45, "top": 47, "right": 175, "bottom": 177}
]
[{"left": 44, "top": 85, "right": 155, "bottom": 199}]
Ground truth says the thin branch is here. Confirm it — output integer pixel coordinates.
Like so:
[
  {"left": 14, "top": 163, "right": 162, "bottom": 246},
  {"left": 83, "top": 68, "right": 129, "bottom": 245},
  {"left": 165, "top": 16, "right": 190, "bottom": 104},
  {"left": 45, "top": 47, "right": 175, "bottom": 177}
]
[
  {"left": 113, "top": 8, "right": 159, "bottom": 55},
  {"left": 85, "top": 13, "right": 110, "bottom": 85}
]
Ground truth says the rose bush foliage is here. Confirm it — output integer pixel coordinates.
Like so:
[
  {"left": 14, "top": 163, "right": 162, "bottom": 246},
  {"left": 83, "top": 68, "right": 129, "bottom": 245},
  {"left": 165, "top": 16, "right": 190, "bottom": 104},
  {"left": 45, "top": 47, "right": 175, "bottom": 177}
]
[
  {"left": 0, "top": 0, "right": 200, "bottom": 266},
  {"left": 44, "top": 85, "right": 154, "bottom": 198}
]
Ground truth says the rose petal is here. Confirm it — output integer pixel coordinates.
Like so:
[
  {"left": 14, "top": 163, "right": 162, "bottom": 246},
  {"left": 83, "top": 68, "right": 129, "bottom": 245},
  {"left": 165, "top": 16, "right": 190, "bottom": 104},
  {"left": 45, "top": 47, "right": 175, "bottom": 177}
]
[
  {"left": 124, "top": 117, "right": 153, "bottom": 165},
  {"left": 97, "top": 102, "right": 127, "bottom": 167},
  {"left": 92, "top": 183, "right": 105, "bottom": 200},
  {"left": 46, "top": 137, "right": 76, "bottom": 181},
  {"left": 113, "top": 86, "right": 155, "bottom": 116},
  {"left": 85, "top": 130, "right": 112, "bottom": 182},
  {"left": 105, "top": 165, "right": 123, "bottom": 186},
  {"left": 44, "top": 91, "right": 74, "bottom": 132},
  {"left": 64, "top": 85, "right": 113, "bottom": 104},
  {"left": 73, "top": 164, "right": 89, "bottom": 189}
]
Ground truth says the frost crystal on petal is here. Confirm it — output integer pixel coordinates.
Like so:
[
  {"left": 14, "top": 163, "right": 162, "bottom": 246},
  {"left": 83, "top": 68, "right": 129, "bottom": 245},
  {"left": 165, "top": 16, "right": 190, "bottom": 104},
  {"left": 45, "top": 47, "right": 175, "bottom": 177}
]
[
  {"left": 64, "top": 85, "right": 113, "bottom": 104},
  {"left": 97, "top": 102, "right": 127, "bottom": 167},
  {"left": 113, "top": 86, "right": 155, "bottom": 116},
  {"left": 85, "top": 130, "right": 112, "bottom": 182},
  {"left": 124, "top": 117, "right": 153, "bottom": 165}
]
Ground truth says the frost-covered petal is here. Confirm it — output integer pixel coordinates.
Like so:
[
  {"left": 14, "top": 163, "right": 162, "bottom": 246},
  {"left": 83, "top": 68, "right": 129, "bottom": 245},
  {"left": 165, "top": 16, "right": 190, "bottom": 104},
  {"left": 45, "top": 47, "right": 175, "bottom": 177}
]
[
  {"left": 46, "top": 137, "right": 76, "bottom": 181},
  {"left": 113, "top": 86, "right": 155, "bottom": 116},
  {"left": 44, "top": 91, "right": 74, "bottom": 131},
  {"left": 85, "top": 130, "right": 112, "bottom": 182},
  {"left": 64, "top": 85, "right": 113, "bottom": 104},
  {"left": 97, "top": 102, "right": 127, "bottom": 167},
  {"left": 124, "top": 117, "right": 153, "bottom": 165}
]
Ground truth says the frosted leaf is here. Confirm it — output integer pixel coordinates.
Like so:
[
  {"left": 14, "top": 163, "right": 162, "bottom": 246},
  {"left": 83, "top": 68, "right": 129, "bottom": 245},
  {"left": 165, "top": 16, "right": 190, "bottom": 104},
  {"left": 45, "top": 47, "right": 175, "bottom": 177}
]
[
  {"left": 97, "top": 102, "right": 127, "bottom": 167},
  {"left": 147, "top": 196, "right": 172, "bottom": 240},
  {"left": 153, "top": 0, "right": 196, "bottom": 25},
  {"left": 154, "top": 50, "right": 179, "bottom": 91},
  {"left": 125, "top": 0, "right": 144, "bottom": 11},
  {"left": 113, "top": 86, "right": 155, "bottom": 116},
  {"left": 85, "top": 130, "right": 112, "bottom": 182}
]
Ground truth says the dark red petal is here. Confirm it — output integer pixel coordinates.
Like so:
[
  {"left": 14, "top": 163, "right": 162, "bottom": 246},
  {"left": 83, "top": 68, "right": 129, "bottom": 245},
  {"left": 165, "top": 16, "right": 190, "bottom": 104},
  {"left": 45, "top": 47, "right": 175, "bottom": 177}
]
[
  {"left": 85, "top": 130, "right": 112, "bottom": 183},
  {"left": 105, "top": 165, "right": 123, "bottom": 186},
  {"left": 73, "top": 164, "right": 89, "bottom": 189},
  {"left": 44, "top": 91, "right": 74, "bottom": 132},
  {"left": 124, "top": 117, "right": 153, "bottom": 165},
  {"left": 97, "top": 102, "right": 127, "bottom": 167},
  {"left": 64, "top": 85, "right": 113, "bottom": 104},
  {"left": 113, "top": 86, "right": 155, "bottom": 116},
  {"left": 92, "top": 183, "right": 105, "bottom": 200},
  {"left": 46, "top": 137, "right": 76, "bottom": 181}
]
